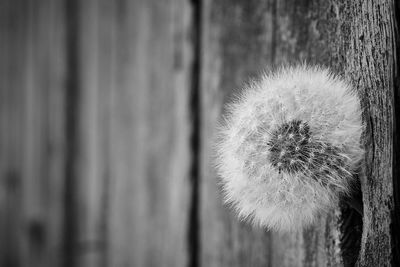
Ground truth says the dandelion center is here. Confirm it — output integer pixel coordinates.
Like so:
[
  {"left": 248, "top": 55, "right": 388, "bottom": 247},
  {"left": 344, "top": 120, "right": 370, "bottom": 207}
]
[
  {"left": 267, "top": 120, "right": 351, "bottom": 185},
  {"left": 268, "top": 120, "right": 311, "bottom": 174}
]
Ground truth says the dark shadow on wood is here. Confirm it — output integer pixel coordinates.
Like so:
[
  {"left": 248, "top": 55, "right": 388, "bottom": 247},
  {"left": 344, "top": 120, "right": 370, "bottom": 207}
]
[
  {"left": 63, "top": 0, "right": 80, "bottom": 266},
  {"left": 188, "top": 0, "right": 202, "bottom": 267},
  {"left": 340, "top": 175, "right": 363, "bottom": 267},
  {"left": 392, "top": 0, "right": 400, "bottom": 265}
]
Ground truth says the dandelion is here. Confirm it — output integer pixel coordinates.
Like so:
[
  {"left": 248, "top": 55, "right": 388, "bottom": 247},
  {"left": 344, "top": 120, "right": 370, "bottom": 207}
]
[{"left": 215, "top": 65, "right": 364, "bottom": 232}]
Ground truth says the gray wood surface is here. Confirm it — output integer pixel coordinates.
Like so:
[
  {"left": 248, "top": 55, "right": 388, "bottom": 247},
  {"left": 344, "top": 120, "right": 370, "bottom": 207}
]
[
  {"left": 200, "top": 0, "right": 399, "bottom": 266},
  {"left": 71, "top": 0, "right": 194, "bottom": 266},
  {"left": 344, "top": 1, "right": 397, "bottom": 266},
  {"left": 0, "top": 0, "right": 195, "bottom": 266},
  {"left": 0, "top": 0, "right": 398, "bottom": 266},
  {"left": 0, "top": 1, "right": 66, "bottom": 266}
]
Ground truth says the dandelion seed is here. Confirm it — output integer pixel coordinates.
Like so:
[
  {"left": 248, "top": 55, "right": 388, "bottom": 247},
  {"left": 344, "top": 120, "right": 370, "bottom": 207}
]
[{"left": 215, "top": 64, "right": 364, "bottom": 232}]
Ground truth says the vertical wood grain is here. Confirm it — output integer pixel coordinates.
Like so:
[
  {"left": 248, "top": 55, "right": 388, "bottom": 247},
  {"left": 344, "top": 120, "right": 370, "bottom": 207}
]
[
  {"left": 200, "top": 0, "right": 399, "bottom": 266},
  {"left": 65, "top": 0, "right": 114, "bottom": 266},
  {"left": 1, "top": 0, "right": 195, "bottom": 266},
  {"left": 0, "top": 2, "right": 26, "bottom": 265},
  {"left": 0, "top": 0, "right": 398, "bottom": 266},
  {"left": 200, "top": 1, "right": 275, "bottom": 266},
  {"left": 70, "top": 0, "right": 195, "bottom": 266},
  {"left": 0, "top": 0, "right": 66, "bottom": 266},
  {"left": 343, "top": 1, "right": 398, "bottom": 265},
  {"left": 108, "top": 1, "right": 194, "bottom": 266},
  {"left": 200, "top": 0, "right": 343, "bottom": 265}
]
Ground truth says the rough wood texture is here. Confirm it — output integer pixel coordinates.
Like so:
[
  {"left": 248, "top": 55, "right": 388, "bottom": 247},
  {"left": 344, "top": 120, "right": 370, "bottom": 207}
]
[
  {"left": 0, "top": 1, "right": 66, "bottom": 266},
  {"left": 343, "top": 1, "right": 398, "bottom": 266},
  {"left": 200, "top": 0, "right": 399, "bottom": 266},
  {"left": 0, "top": 0, "right": 399, "bottom": 266}
]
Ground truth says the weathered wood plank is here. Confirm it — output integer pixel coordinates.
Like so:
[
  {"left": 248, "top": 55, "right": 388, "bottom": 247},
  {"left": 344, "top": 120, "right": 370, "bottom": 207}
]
[
  {"left": 22, "top": 2, "right": 67, "bottom": 266},
  {"left": 200, "top": 0, "right": 341, "bottom": 266},
  {"left": 107, "top": 1, "right": 194, "bottom": 266},
  {"left": 201, "top": 0, "right": 398, "bottom": 266},
  {"left": 200, "top": 1, "right": 275, "bottom": 266},
  {"left": 69, "top": 0, "right": 195, "bottom": 266},
  {"left": 0, "top": 0, "right": 66, "bottom": 266},
  {"left": 343, "top": 1, "right": 398, "bottom": 265},
  {"left": 69, "top": 1, "right": 115, "bottom": 266},
  {"left": 270, "top": 1, "right": 351, "bottom": 266},
  {"left": 1, "top": 0, "right": 196, "bottom": 266},
  {"left": 0, "top": 0, "right": 397, "bottom": 266},
  {"left": 0, "top": 2, "right": 26, "bottom": 265}
]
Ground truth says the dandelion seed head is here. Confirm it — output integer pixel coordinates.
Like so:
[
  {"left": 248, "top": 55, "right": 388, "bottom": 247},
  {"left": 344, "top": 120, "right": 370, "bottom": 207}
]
[{"left": 215, "top": 64, "right": 364, "bottom": 232}]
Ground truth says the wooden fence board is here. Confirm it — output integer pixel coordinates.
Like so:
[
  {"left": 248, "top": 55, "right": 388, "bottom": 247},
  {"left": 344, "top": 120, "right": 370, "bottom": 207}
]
[
  {"left": 1, "top": 0, "right": 195, "bottom": 266},
  {"left": 0, "top": 0, "right": 398, "bottom": 266},
  {"left": 343, "top": 1, "right": 397, "bottom": 265},
  {"left": 200, "top": 0, "right": 399, "bottom": 266},
  {"left": 70, "top": 1, "right": 115, "bottom": 266},
  {"left": 200, "top": 1, "right": 276, "bottom": 266},
  {"left": 71, "top": 0, "right": 195, "bottom": 266},
  {"left": 0, "top": 1, "right": 66, "bottom": 267}
]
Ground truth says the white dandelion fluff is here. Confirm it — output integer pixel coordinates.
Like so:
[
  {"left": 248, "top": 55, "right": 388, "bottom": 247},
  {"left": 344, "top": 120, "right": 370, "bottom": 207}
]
[{"left": 215, "top": 65, "right": 364, "bottom": 232}]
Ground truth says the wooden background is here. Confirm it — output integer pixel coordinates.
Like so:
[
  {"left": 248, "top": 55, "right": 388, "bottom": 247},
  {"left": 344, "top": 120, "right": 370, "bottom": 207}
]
[{"left": 0, "top": 0, "right": 399, "bottom": 266}]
